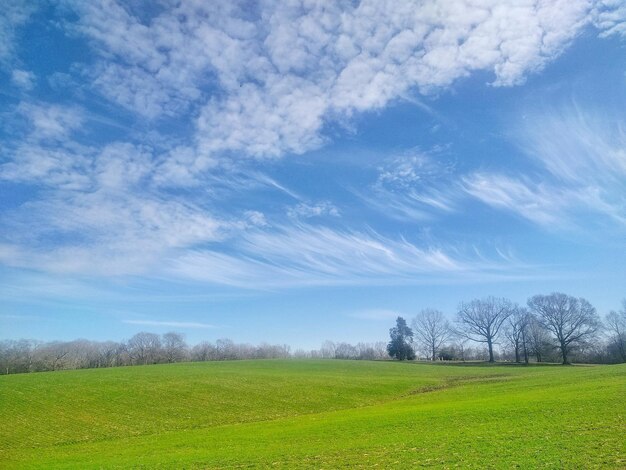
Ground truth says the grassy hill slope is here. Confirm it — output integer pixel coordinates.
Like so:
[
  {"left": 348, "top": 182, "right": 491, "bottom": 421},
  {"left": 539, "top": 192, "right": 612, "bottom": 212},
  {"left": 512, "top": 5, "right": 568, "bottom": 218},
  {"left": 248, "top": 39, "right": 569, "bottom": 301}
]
[{"left": 1, "top": 360, "right": 624, "bottom": 468}]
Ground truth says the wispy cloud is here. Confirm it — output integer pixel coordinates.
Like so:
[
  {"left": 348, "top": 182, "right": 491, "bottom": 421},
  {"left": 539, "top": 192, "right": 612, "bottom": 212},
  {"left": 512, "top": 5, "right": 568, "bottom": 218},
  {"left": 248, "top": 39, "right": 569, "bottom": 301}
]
[
  {"left": 16, "top": 102, "right": 84, "bottom": 141},
  {"left": 167, "top": 222, "right": 527, "bottom": 288},
  {"left": 348, "top": 309, "right": 404, "bottom": 321},
  {"left": 0, "top": 314, "right": 39, "bottom": 320},
  {"left": 122, "top": 320, "right": 216, "bottom": 329},
  {"left": 357, "top": 150, "right": 457, "bottom": 222},
  {"left": 11, "top": 69, "right": 36, "bottom": 90},
  {"left": 287, "top": 202, "right": 340, "bottom": 219},
  {"left": 464, "top": 102, "right": 626, "bottom": 230},
  {"left": 462, "top": 172, "right": 577, "bottom": 228},
  {"left": 0, "top": 3, "right": 35, "bottom": 65},
  {"left": 0, "top": 189, "right": 226, "bottom": 276}
]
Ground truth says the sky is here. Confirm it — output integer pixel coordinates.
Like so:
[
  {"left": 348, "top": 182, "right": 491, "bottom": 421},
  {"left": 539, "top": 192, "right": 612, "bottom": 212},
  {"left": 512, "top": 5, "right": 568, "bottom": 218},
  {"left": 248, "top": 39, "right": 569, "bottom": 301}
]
[{"left": 1, "top": 1, "right": 625, "bottom": 349}]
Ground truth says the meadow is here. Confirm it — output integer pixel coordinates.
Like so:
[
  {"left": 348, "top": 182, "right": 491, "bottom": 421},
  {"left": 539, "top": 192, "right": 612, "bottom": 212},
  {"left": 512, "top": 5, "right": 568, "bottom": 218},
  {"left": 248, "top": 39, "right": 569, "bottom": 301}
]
[{"left": 1, "top": 360, "right": 624, "bottom": 468}]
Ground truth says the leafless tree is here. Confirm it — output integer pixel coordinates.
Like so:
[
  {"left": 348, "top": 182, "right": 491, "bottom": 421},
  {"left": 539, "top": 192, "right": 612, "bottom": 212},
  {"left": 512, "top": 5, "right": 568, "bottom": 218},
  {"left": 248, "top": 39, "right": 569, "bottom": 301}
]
[
  {"left": 525, "top": 315, "right": 551, "bottom": 362},
  {"left": 127, "top": 332, "right": 162, "bottom": 365},
  {"left": 335, "top": 342, "right": 359, "bottom": 359},
  {"left": 503, "top": 306, "right": 530, "bottom": 363},
  {"left": 36, "top": 341, "right": 73, "bottom": 371},
  {"left": 456, "top": 297, "right": 513, "bottom": 362},
  {"left": 292, "top": 349, "right": 311, "bottom": 359},
  {"left": 320, "top": 340, "right": 337, "bottom": 359},
  {"left": 527, "top": 293, "right": 601, "bottom": 364},
  {"left": 452, "top": 336, "right": 471, "bottom": 362},
  {"left": 96, "top": 341, "right": 123, "bottom": 368},
  {"left": 0, "top": 339, "right": 40, "bottom": 374},
  {"left": 162, "top": 332, "right": 188, "bottom": 363},
  {"left": 356, "top": 342, "right": 387, "bottom": 360},
  {"left": 605, "top": 301, "right": 626, "bottom": 362},
  {"left": 191, "top": 341, "right": 217, "bottom": 361},
  {"left": 215, "top": 338, "right": 236, "bottom": 360},
  {"left": 412, "top": 309, "right": 451, "bottom": 361}
]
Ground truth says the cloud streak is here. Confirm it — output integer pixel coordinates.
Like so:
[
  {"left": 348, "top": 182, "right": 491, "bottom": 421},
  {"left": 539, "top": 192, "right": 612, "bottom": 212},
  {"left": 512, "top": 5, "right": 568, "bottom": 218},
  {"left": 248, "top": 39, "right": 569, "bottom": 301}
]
[
  {"left": 463, "top": 102, "right": 626, "bottom": 230},
  {"left": 122, "top": 320, "right": 216, "bottom": 329},
  {"left": 167, "top": 223, "right": 527, "bottom": 288}
]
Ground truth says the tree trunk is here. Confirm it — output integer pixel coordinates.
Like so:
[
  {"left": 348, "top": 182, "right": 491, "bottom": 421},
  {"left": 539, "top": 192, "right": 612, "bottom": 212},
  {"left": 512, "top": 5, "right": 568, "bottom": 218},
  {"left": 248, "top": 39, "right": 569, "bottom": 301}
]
[
  {"left": 560, "top": 341, "right": 569, "bottom": 364},
  {"left": 514, "top": 344, "right": 520, "bottom": 363},
  {"left": 487, "top": 338, "right": 494, "bottom": 362},
  {"left": 618, "top": 341, "right": 626, "bottom": 363}
]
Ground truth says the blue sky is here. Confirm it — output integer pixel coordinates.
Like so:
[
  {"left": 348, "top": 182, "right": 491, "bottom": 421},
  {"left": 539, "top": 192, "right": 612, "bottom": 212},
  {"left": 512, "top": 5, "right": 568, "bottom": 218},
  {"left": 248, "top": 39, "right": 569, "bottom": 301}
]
[{"left": 1, "top": 1, "right": 625, "bottom": 349}]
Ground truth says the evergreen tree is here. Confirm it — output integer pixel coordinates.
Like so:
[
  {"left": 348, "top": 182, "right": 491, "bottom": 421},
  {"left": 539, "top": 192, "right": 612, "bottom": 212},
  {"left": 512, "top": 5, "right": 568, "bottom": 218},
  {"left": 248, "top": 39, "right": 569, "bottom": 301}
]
[{"left": 387, "top": 316, "right": 415, "bottom": 360}]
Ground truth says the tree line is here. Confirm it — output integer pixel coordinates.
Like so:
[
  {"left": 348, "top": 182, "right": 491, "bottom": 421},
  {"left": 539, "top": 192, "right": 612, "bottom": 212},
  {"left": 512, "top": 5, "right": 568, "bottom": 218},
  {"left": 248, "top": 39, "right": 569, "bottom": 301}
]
[
  {"left": 387, "top": 293, "right": 626, "bottom": 365},
  {"left": 1, "top": 292, "right": 624, "bottom": 375},
  {"left": 0, "top": 333, "right": 290, "bottom": 375},
  {"left": 0, "top": 332, "right": 390, "bottom": 375}
]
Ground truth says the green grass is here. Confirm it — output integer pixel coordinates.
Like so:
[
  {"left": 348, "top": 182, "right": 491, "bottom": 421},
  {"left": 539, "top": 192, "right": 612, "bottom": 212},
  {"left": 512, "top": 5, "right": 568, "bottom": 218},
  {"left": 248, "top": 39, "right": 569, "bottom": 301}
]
[{"left": 1, "top": 360, "right": 624, "bottom": 468}]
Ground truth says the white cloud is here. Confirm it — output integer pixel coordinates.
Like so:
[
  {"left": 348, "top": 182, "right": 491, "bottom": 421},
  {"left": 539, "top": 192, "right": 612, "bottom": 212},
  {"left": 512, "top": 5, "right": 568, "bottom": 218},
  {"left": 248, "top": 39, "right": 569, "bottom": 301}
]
[
  {"left": 360, "top": 185, "right": 457, "bottom": 222},
  {"left": 17, "top": 102, "right": 84, "bottom": 141},
  {"left": 2, "top": 190, "right": 226, "bottom": 276},
  {"left": 3, "top": 1, "right": 621, "bottom": 290},
  {"left": 0, "top": 3, "right": 35, "bottom": 64},
  {"left": 0, "top": 139, "right": 228, "bottom": 276},
  {"left": 0, "top": 103, "right": 92, "bottom": 189},
  {"left": 377, "top": 151, "right": 449, "bottom": 187},
  {"left": 243, "top": 210, "right": 268, "bottom": 227},
  {"left": 520, "top": 104, "right": 626, "bottom": 186},
  {"left": 463, "top": 103, "right": 626, "bottom": 229},
  {"left": 167, "top": 223, "right": 518, "bottom": 288},
  {"left": 0, "top": 143, "right": 93, "bottom": 190},
  {"left": 359, "top": 150, "right": 457, "bottom": 221},
  {"left": 348, "top": 309, "right": 403, "bottom": 321},
  {"left": 593, "top": 0, "right": 626, "bottom": 38},
  {"left": 287, "top": 202, "right": 340, "bottom": 219},
  {"left": 92, "top": 64, "right": 187, "bottom": 119},
  {"left": 11, "top": 69, "right": 36, "bottom": 89},
  {"left": 462, "top": 172, "right": 583, "bottom": 227},
  {"left": 0, "top": 314, "right": 38, "bottom": 320},
  {"left": 64, "top": 0, "right": 595, "bottom": 161},
  {"left": 122, "top": 320, "right": 216, "bottom": 329}
]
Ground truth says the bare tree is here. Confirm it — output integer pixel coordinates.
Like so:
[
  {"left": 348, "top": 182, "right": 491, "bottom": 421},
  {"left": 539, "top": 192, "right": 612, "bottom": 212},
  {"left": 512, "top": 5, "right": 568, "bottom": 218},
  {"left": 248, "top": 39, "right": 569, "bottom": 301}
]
[
  {"left": 452, "top": 336, "right": 471, "bottom": 362},
  {"left": 36, "top": 341, "right": 72, "bottom": 371},
  {"left": 526, "top": 315, "right": 551, "bottom": 362},
  {"left": 412, "top": 309, "right": 451, "bottom": 360},
  {"left": 528, "top": 293, "right": 601, "bottom": 364},
  {"left": 335, "top": 342, "right": 359, "bottom": 359},
  {"left": 191, "top": 341, "right": 216, "bottom": 361},
  {"left": 215, "top": 338, "right": 236, "bottom": 360},
  {"left": 456, "top": 297, "right": 513, "bottom": 362},
  {"left": 605, "top": 301, "right": 626, "bottom": 362},
  {"left": 320, "top": 340, "right": 337, "bottom": 359},
  {"left": 356, "top": 342, "right": 387, "bottom": 360},
  {"left": 96, "top": 341, "right": 122, "bottom": 368},
  {"left": 0, "top": 339, "right": 40, "bottom": 374},
  {"left": 162, "top": 332, "right": 188, "bottom": 363},
  {"left": 503, "top": 306, "right": 530, "bottom": 363},
  {"left": 127, "top": 332, "right": 162, "bottom": 365}
]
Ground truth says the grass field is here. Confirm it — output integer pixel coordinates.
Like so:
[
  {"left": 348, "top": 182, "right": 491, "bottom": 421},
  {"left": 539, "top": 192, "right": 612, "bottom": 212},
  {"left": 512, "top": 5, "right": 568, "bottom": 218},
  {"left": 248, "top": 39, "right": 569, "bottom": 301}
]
[{"left": 1, "top": 360, "right": 624, "bottom": 468}]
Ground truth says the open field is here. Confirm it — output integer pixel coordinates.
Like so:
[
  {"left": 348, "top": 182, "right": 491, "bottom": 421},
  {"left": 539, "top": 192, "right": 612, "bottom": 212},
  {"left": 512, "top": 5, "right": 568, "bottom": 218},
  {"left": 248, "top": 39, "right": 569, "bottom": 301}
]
[{"left": 1, "top": 360, "right": 624, "bottom": 468}]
